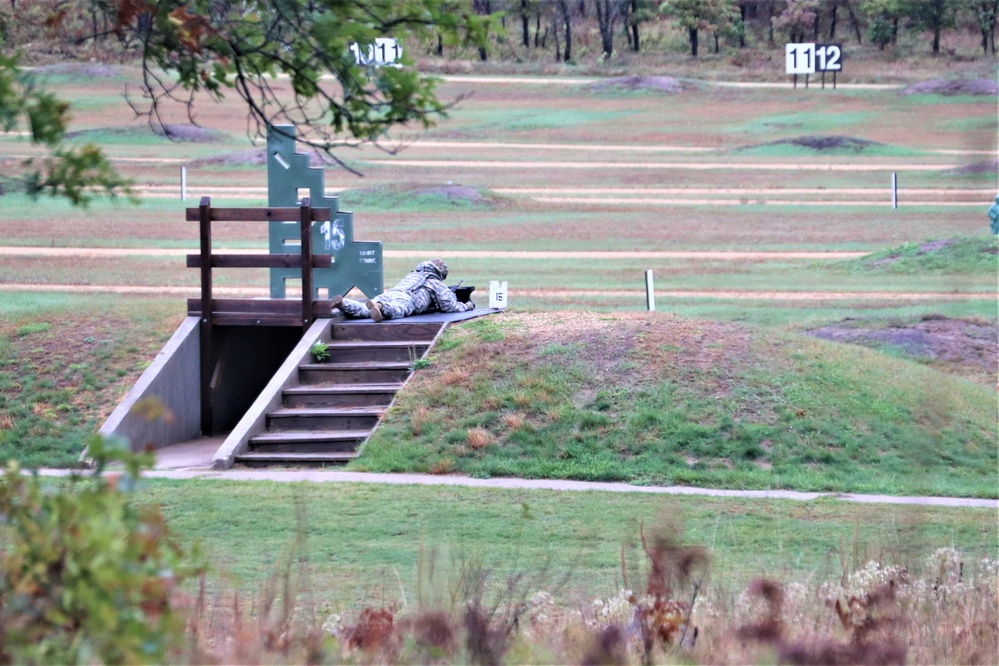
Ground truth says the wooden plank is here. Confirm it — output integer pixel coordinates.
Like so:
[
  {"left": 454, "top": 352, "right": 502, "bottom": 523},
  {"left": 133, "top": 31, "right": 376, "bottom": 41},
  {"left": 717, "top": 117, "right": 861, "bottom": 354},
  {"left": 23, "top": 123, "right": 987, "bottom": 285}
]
[
  {"left": 209, "top": 314, "right": 303, "bottom": 327},
  {"left": 185, "top": 207, "right": 331, "bottom": 222},
  {"left": 188, "top": 299, "right": 334, "bottom": 318},
  {"left": 300, "top": 198, "right": 314, "bottom": 329},
  {"left": 198, "top": 197, "right": 213, "bottom": 435},
  {"left": 186, "top": 253, "right": 332, "bottom": 269}
]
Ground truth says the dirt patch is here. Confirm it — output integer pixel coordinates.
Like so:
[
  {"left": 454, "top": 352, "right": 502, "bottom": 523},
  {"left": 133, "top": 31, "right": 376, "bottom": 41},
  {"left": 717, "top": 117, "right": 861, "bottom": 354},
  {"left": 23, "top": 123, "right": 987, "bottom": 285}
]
[
  {"left": 807, "top": 315, "right": 997, "bottom": 384},
  {"left": 900, "top": 79, "right": 998, "bottom": 96},
  {"left": 189, "top": 149, "right": 268, "bottom": 167},
  {"left": 945, "top": 159, "right": 998, "bottom": 175},
  {"left": 586, "top": 76, "right": 690, "bottom": 93},
  {"left": 155, "top": 124, "right": 227, "bottom": 143},
  {"left": 412, "top": 184, "right": 485, "bottom": 202},
  {"left": 742, "top": 135, "right": 883, "bottom": 153}
]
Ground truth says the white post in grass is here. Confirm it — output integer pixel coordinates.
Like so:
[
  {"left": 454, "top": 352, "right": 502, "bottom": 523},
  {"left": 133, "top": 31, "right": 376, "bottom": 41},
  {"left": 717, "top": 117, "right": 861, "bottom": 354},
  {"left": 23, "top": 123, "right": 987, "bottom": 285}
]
[
  {"left": 181, "top": 166, "right": 187, "bottom": 201},
  {"left": 645, "top": 270, "right": 655, "bottom": 312},
  {"left": 891, "top": 172, "right": 897, "bottom": 209}
]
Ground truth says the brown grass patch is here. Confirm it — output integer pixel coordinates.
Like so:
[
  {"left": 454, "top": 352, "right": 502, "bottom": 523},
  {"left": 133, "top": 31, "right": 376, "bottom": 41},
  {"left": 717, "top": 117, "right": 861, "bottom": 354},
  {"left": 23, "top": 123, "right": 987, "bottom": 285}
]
[
  {"left": 428, "top": 458, "right": 455, "bottom": 475},
  {"left": 439, "top": 367, "right": 470, "bottom": 386},
  {"left": 501, "top": 412, "right": 525, "bottom": 430},
  {"left": 0, "top": 414, "right": 14, "bottom": 430},
  {"left": 466, "top": 427, "right": 492, "bottom": 450},
  {"left": 409, "top": 407, "right": 432, "bottom": 437}
]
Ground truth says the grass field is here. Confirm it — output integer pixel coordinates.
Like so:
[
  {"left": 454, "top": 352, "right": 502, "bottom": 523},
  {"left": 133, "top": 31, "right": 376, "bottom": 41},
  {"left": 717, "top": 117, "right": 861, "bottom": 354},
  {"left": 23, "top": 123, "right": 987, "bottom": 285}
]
[
  {"left": 0, "top": 53, "right": 995, "bottom": 654},
  {"left": 131, "top": 477, "right": 996, "bottom": 610}
]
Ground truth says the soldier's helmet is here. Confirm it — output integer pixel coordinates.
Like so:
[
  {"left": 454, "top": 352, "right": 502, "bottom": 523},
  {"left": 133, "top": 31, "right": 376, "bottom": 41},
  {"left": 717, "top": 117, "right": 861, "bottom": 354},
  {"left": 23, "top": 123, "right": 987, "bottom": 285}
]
[{"left": 416, "top": 258, "right": 448, "bottom": 280}]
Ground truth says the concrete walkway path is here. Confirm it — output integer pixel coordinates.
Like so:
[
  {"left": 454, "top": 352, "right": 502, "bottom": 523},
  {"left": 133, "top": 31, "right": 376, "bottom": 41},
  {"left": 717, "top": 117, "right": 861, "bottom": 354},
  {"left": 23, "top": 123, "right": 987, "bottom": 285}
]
[{"left": 36, "top": 439, "right": 997, "bottom": 510}]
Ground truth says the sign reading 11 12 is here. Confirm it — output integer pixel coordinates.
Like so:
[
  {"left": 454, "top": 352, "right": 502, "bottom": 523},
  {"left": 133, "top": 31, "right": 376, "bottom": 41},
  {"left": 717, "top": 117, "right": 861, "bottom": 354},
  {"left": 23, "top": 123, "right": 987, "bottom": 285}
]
[{"left": 785, "top": 43, "right": 842, "bottom": 74}]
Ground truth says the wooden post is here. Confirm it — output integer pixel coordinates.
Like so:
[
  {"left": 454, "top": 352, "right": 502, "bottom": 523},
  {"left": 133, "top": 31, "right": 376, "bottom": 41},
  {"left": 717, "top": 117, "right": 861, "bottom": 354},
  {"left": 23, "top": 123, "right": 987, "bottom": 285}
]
[
  {"left": 198, "top": 196, "right": 214, "bottom": 435},
  {"left": 300, "top": 197, "right": 314, "bottom": 330}
]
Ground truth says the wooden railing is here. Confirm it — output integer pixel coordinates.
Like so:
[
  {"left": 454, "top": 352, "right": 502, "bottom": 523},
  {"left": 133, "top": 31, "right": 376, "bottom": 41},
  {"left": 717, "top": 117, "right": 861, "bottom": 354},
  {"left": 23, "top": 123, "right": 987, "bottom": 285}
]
[{"left": 185, "top": 195, "right": 334, "bottom": 433}]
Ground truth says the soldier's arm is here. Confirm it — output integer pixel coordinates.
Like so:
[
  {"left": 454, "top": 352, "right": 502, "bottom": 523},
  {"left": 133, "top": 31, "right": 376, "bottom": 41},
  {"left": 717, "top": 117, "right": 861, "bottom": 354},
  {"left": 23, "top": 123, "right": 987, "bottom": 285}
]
[{"left": 428, "top": 279, "right": 472, "bottom": 312}]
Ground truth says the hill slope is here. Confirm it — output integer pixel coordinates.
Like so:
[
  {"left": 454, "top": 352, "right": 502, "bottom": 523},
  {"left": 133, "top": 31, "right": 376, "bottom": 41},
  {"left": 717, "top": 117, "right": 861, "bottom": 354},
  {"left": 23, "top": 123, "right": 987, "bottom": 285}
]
[{"left": 353, "top": 312, "right": 996, "bottom": 498}]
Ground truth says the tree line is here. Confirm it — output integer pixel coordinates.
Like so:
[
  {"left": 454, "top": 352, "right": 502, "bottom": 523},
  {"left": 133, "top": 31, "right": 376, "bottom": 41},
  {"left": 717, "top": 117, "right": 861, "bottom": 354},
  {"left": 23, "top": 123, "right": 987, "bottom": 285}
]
[
  {"left": 464, "top": 0, "right": 997, "bottom": 61},
  {"left": 0, "top": 1, "right": 993, "bottom": 205}
]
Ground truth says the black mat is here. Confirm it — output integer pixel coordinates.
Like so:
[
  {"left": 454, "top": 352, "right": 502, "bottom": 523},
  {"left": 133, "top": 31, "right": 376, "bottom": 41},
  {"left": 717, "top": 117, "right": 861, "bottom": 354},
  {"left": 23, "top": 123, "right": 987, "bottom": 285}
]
[{"left": 337, "top": 308, "right": 503, "bottom": 325}]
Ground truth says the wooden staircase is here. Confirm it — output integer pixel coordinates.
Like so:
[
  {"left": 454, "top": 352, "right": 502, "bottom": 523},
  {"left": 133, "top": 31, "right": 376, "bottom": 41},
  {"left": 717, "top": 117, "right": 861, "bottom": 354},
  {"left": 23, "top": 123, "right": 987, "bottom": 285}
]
[{"left": 234, "top": 320, "right": 444, "bottom": 465}]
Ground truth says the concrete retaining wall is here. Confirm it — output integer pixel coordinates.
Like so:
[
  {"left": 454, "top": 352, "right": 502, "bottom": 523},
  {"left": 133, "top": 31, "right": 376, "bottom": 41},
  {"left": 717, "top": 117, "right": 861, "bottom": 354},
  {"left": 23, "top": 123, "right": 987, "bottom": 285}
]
[{"left": 98, "top": 317, "right": 202, "bottom": 452}]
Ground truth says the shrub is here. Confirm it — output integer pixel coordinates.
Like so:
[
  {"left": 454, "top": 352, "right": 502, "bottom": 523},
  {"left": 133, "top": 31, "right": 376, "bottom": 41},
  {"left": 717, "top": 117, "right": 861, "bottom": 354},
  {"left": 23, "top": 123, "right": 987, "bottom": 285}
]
[{"left": 0, "top": 436, "right": 204, "bottom": 664}]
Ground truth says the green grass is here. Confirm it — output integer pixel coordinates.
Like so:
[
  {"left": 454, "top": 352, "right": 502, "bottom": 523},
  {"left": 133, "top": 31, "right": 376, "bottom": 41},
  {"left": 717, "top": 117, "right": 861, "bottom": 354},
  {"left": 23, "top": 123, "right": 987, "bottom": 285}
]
[
  {"left": 834, "top": 236, "right": 999, "bottom": 274},
  {"left": 736, "top": 112, "right": 878, "bottom": 135},
  {"left": 354, "top": 314, "right": 997, "bottom": 498},
  {"left": 0, "top": 296, "right": 179, "bottom": 467},
  {"left": 338, "top": 184, "right": 503, "bottom": 212},
  {"left": 131, "top": 477, "right": 997, "bottom": 609}
]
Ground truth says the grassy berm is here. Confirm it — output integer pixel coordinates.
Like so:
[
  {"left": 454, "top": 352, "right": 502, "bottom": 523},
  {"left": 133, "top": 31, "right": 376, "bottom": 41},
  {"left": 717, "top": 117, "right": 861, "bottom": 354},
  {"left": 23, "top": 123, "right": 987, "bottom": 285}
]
[{"left": 354, "top": 312, "right": 996, "bottom": 498}]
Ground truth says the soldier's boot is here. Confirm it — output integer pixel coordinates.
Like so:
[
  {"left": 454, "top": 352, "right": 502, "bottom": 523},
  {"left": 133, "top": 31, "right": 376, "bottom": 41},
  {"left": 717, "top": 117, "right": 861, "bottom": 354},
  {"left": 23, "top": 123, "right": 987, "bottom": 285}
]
[{"left": 366, "top": 300, "right": 384, "bottom": 322}]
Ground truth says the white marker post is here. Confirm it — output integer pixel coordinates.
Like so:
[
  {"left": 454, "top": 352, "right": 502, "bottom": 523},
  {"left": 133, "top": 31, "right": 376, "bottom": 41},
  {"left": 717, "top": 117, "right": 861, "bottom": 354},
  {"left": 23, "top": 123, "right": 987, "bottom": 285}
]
[
  {"left": 645, "top": 270, "right": 655, "bottom": 312},
  {"left": 892, "top": 172, "right": 898, "bottom": 209},
  {"left": 180, "top": 166, "right": 187, "bottom": 201},
  {"left": 489, "top": 281, "right": 508, "bottom": 310}
]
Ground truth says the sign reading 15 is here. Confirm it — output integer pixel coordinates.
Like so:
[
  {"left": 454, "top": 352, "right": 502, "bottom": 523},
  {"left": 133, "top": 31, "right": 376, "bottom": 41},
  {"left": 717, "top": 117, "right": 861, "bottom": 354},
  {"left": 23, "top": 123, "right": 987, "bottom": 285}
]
[
  {"left": 785, "top": 43, "right": 842, "bottom": 74},
  {"left": 350, "top": 38, "right": 402, "bottom": 66}
]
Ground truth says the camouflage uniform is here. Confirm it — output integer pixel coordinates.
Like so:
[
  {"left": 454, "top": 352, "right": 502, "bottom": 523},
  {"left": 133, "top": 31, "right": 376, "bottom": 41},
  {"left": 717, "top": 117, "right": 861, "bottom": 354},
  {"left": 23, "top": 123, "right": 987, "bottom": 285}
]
[{"left": 333, "top": 258, "right": 474, "bottom": 321}]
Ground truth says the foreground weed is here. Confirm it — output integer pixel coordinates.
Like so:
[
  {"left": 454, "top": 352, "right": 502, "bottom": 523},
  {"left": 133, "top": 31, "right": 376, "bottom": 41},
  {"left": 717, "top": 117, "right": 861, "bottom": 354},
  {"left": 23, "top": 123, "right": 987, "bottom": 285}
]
[{"left": 0, "top": 437, "right": 204, "bottom": 664}]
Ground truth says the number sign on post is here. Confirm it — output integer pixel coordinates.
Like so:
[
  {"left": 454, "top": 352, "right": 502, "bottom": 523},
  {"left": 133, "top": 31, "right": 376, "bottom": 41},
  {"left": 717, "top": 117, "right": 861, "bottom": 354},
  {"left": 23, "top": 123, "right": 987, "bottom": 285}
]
[
  {"left": 785, "top": 43, "right": 842, "bottom": 88},
  {"left": 350, "top": 38, "right": 402, "bottom": 67}
]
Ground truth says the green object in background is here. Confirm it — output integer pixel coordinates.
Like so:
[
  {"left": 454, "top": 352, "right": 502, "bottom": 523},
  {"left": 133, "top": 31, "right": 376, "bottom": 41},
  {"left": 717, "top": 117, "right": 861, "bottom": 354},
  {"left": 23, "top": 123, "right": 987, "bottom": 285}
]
[{"left": 266, "top": 125, "right": 383, "bottom": 298}]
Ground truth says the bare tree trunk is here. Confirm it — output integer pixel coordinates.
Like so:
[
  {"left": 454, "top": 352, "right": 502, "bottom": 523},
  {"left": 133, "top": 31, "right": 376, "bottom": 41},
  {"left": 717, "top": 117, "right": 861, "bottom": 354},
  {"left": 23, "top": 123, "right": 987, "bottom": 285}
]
[
  {"left": 828, "top": 2, "right": 838, "bottom": 39},
  {"left": 521, "top": 0, "right": 530, "bottom": 48},
  {"left": 436, "top": 32, "right": 443, "bottom": 56},
  {"left": 629, "top": 0, "right": 640, "bottom": 52},
  {"left": 552, "top": 10, "right": 562, "bottom": 60},
  {"left": 690, "top": 27, "right": 699, "bottom": 56},
  {"left": 843, "top": 0, "right": 863, "bottom": 44},
  {"left": 595, "top": 0, "right": 615, "bottom": 58},
  {"left": 560, "top": 0, "right": 573, "bottom": 61},
  {"left": 739, "top": 3, "right": 747, "bottom": 47}
]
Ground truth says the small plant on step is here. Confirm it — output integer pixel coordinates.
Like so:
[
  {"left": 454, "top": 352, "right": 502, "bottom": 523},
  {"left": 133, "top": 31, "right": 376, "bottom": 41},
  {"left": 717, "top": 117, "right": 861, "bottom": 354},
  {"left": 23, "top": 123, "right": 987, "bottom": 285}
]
[
  {"left": 310, "top": 341, "right": 331, "bottom": 363},
  {"left": 409, "top": 346, "right": 432, "bottom": 370}
]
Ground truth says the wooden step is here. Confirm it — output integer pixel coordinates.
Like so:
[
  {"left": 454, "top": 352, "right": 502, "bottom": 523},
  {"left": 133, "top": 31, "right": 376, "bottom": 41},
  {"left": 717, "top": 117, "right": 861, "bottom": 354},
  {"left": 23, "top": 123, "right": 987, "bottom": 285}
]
[
  {"left": 266, "top": 407, "right": 384, "bottom": 431},
  {"left": 332, "top": 321, "right": 444, "bottom": 343},
  {"left": 299, "top": 362, "right": 412, "bottom": 385},
  {"left": 235, "top": 451, "right": 360, "bottom": 465},
  {"left": 249, "top": 430, "right": 369, "bottom": 453},
  {"left": 283, "top": 383, "right": 402, "bottom": 408},
  {"left": 326, "top": 340, "right": 434, "bottom": 363}
]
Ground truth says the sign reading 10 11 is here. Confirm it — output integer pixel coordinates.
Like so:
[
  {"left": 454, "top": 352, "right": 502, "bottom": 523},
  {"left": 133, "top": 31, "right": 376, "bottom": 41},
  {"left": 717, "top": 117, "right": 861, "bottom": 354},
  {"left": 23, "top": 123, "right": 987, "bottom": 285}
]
[
  {"left": 350, "top": 38, "right": 402, "bottom": 67},
  {"left": 785, "top": 43, "right": 842, "bottom": 74}
]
